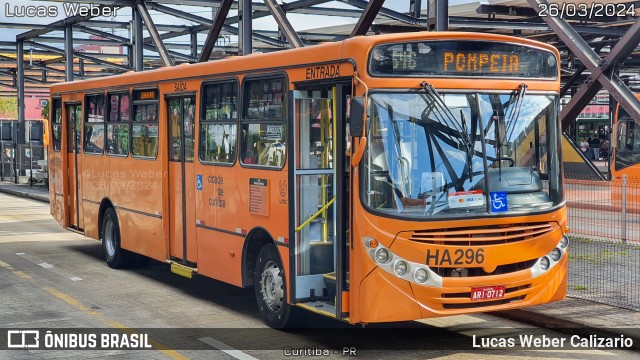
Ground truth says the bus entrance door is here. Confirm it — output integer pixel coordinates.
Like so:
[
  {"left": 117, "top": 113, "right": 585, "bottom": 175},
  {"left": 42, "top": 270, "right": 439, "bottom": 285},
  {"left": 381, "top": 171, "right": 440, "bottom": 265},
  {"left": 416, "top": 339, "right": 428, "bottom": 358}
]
[
  {"left": 65, "top": 103, "right": 84, "bottom": 230},
  {"left": 167, "top": 96, "right": 198, "bottom": 266},
  {"left": 292, "top": 85, "right": 348, "bottom": 318}
]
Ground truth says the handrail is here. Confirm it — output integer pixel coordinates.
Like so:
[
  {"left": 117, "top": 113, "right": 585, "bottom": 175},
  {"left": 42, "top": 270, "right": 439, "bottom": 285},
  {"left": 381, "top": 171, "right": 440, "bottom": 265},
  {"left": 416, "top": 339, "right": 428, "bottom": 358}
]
[{"left": 295, "top": 197, "right": 336, "bottom": 233}]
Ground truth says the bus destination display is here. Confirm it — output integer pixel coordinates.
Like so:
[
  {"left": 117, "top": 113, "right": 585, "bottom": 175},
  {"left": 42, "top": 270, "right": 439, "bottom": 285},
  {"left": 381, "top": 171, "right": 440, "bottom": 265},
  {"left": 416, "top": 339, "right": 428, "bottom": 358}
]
[{"left": 369, "top": 41, "right": 557, "bottom": 78}]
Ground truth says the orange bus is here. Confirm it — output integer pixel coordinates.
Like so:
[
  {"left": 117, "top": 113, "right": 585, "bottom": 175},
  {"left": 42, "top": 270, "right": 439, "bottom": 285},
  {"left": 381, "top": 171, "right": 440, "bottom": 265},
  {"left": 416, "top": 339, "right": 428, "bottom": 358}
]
[
  {"left": 612, "top": 93, "right": 640, "bottom": 179},
  {"left": 48, "top": 31, "right": 568, "bottom": 328}
]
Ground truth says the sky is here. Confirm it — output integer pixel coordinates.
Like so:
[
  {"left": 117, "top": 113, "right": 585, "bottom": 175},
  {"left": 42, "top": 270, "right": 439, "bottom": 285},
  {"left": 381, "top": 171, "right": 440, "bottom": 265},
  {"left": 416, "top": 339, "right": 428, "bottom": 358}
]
[{"left": 0, "top": 0, "right": 448, "bottom": 53}]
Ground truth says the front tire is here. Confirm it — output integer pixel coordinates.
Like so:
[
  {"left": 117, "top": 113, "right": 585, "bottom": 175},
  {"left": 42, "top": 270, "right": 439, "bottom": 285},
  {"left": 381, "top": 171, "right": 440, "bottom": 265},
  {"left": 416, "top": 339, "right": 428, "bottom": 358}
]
[
  {"left": 254, "top": 244, "right": 295, "bottom": 328},
  {"left": 101, "top": 207, "right": 131, "bottom": 268}
]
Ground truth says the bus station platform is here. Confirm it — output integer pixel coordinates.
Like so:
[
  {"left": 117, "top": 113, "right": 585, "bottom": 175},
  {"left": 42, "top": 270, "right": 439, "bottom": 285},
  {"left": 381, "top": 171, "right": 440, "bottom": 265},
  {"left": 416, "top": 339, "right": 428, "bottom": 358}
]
[{"left": 1, "top": 182, "right": 638, "bottom": 344}]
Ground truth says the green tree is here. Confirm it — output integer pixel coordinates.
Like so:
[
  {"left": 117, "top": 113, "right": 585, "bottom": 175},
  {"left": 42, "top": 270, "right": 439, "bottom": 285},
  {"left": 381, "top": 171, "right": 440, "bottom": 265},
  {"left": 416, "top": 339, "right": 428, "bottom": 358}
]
[
  {"left": 0, "top": 97, "right": 18, "bottom": 118},
  {"left": 41, "top": 99, "right": 49, "bottom": 119}
]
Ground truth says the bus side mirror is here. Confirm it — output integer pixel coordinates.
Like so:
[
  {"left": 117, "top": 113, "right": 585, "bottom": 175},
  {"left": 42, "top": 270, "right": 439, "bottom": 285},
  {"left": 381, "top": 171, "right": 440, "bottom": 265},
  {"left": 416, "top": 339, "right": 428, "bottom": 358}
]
[{"left": 350, "top": 96, "right": 366, "bottom": 137}]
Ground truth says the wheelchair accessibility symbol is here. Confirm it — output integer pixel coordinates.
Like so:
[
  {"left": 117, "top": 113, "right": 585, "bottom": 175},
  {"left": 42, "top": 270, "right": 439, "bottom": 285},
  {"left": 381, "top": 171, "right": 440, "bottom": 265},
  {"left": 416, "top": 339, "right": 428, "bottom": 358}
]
[
  {"left": 196, "top": 174, "right": 203, "bottom": 191},
  {"left": 490, "top": 192, "right": 508, "bottom": 212}
]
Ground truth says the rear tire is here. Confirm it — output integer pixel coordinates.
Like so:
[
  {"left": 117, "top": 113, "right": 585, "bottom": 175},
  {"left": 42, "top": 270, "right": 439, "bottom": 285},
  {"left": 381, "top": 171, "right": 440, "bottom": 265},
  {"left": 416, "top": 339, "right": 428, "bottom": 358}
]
[
  {"left": 254, "top": 244, "right": 296, "bottom": 328},
  {"left": 101, "top": 207, "right": 131, "bottom": 268}
]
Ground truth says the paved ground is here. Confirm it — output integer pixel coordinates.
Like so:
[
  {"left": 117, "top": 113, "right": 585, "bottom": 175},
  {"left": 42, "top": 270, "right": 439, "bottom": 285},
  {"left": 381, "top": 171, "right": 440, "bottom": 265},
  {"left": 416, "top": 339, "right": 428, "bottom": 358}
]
[{"left": 0, "top": 188, "right": 638, "bottom": 359}]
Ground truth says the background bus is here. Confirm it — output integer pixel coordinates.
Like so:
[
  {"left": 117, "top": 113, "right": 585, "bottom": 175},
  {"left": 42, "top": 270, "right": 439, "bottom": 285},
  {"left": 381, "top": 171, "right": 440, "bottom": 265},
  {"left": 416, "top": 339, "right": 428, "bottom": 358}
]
[
  {"left": 48, "top": 31, "right": 568, "bottom": 328},
  {"left": 612, "top": 93, "right": 640, "bottom": 178}
]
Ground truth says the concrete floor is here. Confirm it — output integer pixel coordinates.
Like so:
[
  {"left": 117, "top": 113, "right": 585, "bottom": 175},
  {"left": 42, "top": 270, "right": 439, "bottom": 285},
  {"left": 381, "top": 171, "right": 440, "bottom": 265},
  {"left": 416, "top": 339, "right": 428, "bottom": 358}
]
[{"left": 0, "top": 193, "right": 638, "bottom": 360}]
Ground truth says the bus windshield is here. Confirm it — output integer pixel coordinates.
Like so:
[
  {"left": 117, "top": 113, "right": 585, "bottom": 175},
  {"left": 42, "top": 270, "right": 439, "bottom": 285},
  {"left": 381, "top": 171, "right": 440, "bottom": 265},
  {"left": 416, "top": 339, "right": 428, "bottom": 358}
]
[{"left": 363, "top": 91, "right": 563, "bottom": 218}]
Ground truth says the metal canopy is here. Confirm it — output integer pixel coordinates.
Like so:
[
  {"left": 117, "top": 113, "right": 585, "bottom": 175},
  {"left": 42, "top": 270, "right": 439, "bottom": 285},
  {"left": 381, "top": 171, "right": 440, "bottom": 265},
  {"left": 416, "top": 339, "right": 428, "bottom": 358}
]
[{"left": 2, "top": 0, "right": 639, "bottom": 161}]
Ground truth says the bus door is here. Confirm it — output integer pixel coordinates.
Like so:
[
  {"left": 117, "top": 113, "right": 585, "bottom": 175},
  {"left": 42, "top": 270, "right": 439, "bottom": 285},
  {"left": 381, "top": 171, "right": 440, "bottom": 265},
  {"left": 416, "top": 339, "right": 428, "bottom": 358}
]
[
  {"left": 292, "top": 85, "right": 349, "bottom": 318},
  {"left": 167, "top": 95, "right": 198, "bottom": 266},
  {"left": 65, "top": 103, "right": 84, "bottom": 230}
]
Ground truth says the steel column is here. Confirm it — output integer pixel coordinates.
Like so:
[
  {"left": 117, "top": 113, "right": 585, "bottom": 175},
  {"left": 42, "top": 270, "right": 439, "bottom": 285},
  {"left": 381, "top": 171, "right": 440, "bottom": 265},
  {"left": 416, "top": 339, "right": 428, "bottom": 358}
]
[
  {"left": 136, "top": 0, "right": 174, "bottom": 67},
  {"left": 263, "top": 0, "right": 303, "bottom": 48},
  {"left": 42, "top": 69, "right": 47, "bottom": 83},
  {"left": 410, "top": 0, "right": 422, "bottom": 18},
  {"left": 351, "top": 0, "right": 386, "bottom": 37},
  {"left": 199, "top": 0, "right": 233, "bottom": 62},
  {"left": 239, "top": 0, "right": 253, "bottom": 55},
  {"left": 79, "top": 59, "right": 85, "bottom": 78},
  {"left": 190, "top": 31, "right": 198, "bottom": 59},
  {"left": 435, "top": 0, "right": 448, "bottom": 31},
  {"left": 134, "top": 6, "right": 144, "bottom": 71},
  {"left": 16, "top": 41, "right": 25, "bottom": 139},
  {"left": 64, "top": 25, "right": 73, "bottom": 81}
]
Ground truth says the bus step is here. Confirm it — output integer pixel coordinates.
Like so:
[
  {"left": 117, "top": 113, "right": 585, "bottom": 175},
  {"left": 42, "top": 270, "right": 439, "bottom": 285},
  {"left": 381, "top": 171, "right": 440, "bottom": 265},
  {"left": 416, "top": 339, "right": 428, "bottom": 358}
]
[
  {"left": 168, "top": 261, "right": 197, "bottom": 279},
  {"left": 296, "top": 301, "right": 337, "bottom": 319}
]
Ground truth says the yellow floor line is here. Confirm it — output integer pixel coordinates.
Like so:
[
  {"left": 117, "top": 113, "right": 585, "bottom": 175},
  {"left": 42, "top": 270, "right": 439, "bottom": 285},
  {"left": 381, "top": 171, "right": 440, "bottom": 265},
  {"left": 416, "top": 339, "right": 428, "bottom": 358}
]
[
  {"left": 43, "top": 286, "right": 189, "bottom": 360},
  {"left": 12, "top": 271, "right": 33, "bottom": 280},
  {"left": 0, "top": 260, "right": 12, "bottom": 268}
]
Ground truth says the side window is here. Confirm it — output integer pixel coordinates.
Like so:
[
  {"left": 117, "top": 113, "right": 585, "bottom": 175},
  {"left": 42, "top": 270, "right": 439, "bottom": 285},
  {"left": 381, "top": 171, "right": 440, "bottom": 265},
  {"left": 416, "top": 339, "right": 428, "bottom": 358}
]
[
  {"left": 241, "top": 77, "right": 286, "bottom": 167},
  {"left": 106, "top": 92, "right": 130, "bottom": 156},
  {"left": 84, "top": 94, "right": 105, "bottom": 154},
  {"left": 51, "top": 98, "right": 62, "bottom": 151},
  {"left": 131, "top": 89, "right": 159, "bottom": 158},
  {"left": 619, "top": 121, "right": 629, "bottom": 151},
  {"left": 200, "top": 81, "right": 238, "bottom": 164}
]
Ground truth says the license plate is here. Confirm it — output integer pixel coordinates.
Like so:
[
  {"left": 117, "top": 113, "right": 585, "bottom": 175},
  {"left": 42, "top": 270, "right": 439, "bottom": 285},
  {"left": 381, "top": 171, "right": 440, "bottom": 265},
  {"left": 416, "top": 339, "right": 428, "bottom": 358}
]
[{"left": 470, "top": 285, "right": 505, "bottom": 301}]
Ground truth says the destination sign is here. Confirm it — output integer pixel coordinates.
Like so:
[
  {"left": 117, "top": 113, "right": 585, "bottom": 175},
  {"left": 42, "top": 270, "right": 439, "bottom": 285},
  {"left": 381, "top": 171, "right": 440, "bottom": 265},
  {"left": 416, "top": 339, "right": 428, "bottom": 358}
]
[
  {"left": 369, "top": 41, "right": 557, "bottom": 79},
  {"left": 135, "top": 89, "right": 158, "bottom": 101}
]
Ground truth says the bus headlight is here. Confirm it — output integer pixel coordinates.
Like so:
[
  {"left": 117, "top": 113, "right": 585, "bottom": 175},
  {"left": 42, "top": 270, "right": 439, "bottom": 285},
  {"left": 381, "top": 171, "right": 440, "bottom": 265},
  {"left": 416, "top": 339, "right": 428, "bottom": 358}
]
[
  {"left": 375, "top": 248, "right": 390, "bottom": 264},
  {"left": 550, "top": 248, "right": 562, "bottom": 262},
  {"left": 415, "top": 268, "right": 429, "bottom": 283},
  {"left": 540, "top": 256, "right": 550, "bottom": 271},
  {"left": 394, "top": 261, "right": 408, "bottom": 276},
  {"left": 559, "top": 235, "right": 569, "bottom": 249},
  {"left": 362, "top": 237, "right": 442, "bottom": 287}
]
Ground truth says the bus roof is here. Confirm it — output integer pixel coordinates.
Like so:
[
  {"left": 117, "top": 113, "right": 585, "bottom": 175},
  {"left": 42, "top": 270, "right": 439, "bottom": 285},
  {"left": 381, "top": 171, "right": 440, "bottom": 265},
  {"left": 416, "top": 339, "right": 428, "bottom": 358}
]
[{"left": 50, "top": 31, "right": 558, "bottom": 94}]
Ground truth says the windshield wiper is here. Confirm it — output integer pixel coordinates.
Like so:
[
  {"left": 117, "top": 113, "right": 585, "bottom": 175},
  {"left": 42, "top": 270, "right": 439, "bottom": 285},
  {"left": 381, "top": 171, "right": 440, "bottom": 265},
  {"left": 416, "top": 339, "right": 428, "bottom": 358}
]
[
  {"left": 505, "top": 83, "right": 528, "bottom": 142},
  {"left": 421, "top": 81, "right": 475, "bottom": 181},
  {"left": 497, "top": 83, "right": 528, "bottom": 180}
]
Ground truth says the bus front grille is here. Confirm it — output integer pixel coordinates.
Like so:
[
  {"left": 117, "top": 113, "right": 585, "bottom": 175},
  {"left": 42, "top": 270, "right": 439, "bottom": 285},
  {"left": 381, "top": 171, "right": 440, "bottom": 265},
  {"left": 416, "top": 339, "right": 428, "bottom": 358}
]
[
  {"left": 431, "top": 258, "right": 538, "bottom": 277},
  {"left": 441, "top": 295, "right": 526, "bottom": 309},
  {"left": 409, "top": 222, "right": 556, "bottom": 246}
]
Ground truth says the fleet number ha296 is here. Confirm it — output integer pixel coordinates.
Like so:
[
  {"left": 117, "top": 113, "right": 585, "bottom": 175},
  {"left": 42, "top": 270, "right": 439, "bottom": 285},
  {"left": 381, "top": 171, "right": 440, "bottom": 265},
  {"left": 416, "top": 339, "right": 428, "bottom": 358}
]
[{"left": 426, "top": 248, "right": 485, "bottom": 266}]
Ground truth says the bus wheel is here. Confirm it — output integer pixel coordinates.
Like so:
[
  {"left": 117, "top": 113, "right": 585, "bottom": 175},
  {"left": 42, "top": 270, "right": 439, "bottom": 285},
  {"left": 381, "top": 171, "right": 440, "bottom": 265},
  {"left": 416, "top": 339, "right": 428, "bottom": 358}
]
[
  {"left": 101, "top": 207, "right": 130, "bottom": 269},
  {"left": 254, "top": 244, "right": 295, "bottom": 328}
]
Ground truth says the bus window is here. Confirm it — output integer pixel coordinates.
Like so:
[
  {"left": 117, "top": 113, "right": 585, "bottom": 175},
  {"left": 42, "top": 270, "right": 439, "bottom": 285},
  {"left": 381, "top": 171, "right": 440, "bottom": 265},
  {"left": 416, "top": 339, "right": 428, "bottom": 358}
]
[
  {"left": 131, "top": 89, "right": 159, "bottom": 158},
  {"left": 200, "top": 81, "right": 238, "bottom": 164},
  {"left": 106, "top": 92, "right": 130, "bottom": 156},
  {"left": 67, "top": 104, "right": 82, "bottom": 153},
  {"left": 51, "top": 99, "right": 62, "bottom": 151},
  {"left": 241, "top": 77, "right": 286, "bottom": 167},
  {"left": 622, "top": 120, "right": 640, "bottom": 152},
  {"left": 618, "top": 121, "right": 627, "bottom": 150},
  {"left": 84, "top": 94, "right": 105, "bottom": 154}
]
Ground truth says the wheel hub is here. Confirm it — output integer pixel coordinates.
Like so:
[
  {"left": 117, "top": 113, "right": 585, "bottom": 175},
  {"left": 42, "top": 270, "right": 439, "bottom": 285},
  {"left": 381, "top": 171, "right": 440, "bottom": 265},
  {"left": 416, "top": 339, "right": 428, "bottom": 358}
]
[
  {"left": 260, "top": 260, "right": 283, "bottom": 312},
  {"left": 104, "top": 220, "right": 115, "bottom": 257}
]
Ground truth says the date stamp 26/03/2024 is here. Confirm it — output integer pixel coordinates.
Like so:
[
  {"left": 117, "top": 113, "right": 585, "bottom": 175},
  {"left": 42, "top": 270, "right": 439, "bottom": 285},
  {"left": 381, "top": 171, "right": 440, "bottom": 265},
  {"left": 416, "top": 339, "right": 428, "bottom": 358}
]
[{"left": 537, "top": 3, "right": 636, "bottom": 19}]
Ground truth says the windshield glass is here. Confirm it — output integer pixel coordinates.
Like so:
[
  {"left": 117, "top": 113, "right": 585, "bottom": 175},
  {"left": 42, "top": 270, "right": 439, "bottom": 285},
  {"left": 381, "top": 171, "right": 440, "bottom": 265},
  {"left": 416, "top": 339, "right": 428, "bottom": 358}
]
[{"left": 362, "top": 92, "right": 562, "bottom": 219}]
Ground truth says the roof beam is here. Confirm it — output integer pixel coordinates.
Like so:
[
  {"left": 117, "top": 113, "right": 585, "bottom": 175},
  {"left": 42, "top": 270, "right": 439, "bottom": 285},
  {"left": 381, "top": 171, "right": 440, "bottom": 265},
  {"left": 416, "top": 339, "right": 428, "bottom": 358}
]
[
  {"left": 263, "top": 0, "right": 303, "bottom": 48},
  {"left": 351, "top": 0, "right": 386, "bottom": 36},
  {"left": 136, "top": 0, "right": 174, "bottom": 67},
  {"left": 341, "top": 0, "right": 426, "bottom": 26},
  {"left": 199, "top": 0, "right": 233, "bottom": 62},
  {"left": 27, "top": 41, "right": 131, "bottom": 71}
]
